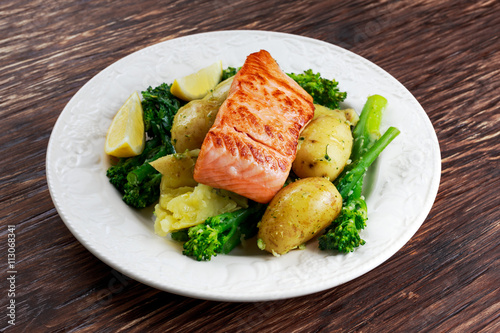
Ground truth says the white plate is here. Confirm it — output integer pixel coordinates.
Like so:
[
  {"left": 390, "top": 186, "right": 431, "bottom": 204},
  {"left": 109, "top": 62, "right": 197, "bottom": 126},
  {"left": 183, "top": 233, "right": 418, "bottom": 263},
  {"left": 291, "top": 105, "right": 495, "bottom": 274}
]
[{"left": 46, "top": 30, "right": 441, "bottom": 302}]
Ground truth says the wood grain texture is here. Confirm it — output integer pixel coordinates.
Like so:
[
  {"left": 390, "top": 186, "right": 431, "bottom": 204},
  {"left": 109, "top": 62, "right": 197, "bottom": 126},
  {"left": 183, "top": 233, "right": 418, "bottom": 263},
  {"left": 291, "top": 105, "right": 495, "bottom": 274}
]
[{"left": 1, "top": 0, "right": 498, "bottom": 332}]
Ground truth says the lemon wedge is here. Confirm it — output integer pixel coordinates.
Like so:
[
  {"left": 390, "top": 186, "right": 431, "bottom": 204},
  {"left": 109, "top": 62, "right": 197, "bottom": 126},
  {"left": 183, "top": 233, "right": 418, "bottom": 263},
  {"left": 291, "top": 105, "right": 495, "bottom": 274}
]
[
  {"left": 105, "top": 91, "right": 145, "bottom": 157},
  {"left": 170, "top": 60, "right": 223, "bottom": 101}
]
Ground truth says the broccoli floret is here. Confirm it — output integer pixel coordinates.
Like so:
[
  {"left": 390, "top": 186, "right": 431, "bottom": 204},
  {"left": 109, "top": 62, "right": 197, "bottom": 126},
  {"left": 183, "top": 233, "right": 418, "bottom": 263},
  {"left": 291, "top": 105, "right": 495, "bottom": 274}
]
[
  {"left": 106, "top": 154, "right": 144, "bottom": 193},
  {"left": 122, "top": 172, "right": 162, "bottom": 208},
  {"left": 106, "top": 83, "right": 182, "bottom": 209},
  {"left": 319, "top": 95, "right": 400, "bottom": 253},
  {"left": 142, "top": 83, "right": 182, "bottom": 143},
  {"left": 107, "top": 137, "right": 175, "bottom": 209},
  {"left": 106, "top": 136, "right": 163, "bottom": 191},
  {"left": 221, "top": 66, "right": 240, "bottom": 81},
  {"left": 288, "top": 69, "right": 347, "bottom": 109},
  {"left": 177, "top": 203, "right": 266, "bottom": 261},
  {"left": 120, "top": 141, "right": 173, "bottom": 208}
]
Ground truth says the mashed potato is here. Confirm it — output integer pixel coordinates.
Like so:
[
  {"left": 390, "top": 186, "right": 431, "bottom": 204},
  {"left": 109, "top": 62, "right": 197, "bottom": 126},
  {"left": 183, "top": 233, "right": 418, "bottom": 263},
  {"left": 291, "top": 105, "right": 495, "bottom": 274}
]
[{"left": 154, "top": 184, "right": 248, "bottom": 236}]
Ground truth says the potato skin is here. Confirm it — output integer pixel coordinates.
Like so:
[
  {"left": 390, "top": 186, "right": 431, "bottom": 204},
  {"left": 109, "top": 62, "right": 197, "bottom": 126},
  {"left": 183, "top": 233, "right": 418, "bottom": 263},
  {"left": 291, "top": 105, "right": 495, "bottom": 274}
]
[
  {"left": 149, "top": 149, "right": 199, "bottom": 189},
  {"left": 292, "top": 107, "right": 353, "bottom": 181},
  {"left": 257, "top": 177, "right": 342, "bottom": 255},
  {"left": 171, "top": 77, "right": 233, "bottom": 152},
  {"left": 313, "top": 104, "right": 358, "bottom": 125}
]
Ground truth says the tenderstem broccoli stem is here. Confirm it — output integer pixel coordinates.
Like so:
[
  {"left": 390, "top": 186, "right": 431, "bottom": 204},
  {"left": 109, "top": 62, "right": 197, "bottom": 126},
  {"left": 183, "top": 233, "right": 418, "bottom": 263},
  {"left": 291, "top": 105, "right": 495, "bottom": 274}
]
[
  {"left": 337, "top": 94, "right": 387, "bottom": 188},
  {"left": 335, "top": 126, "right": 400, "bottom": 199},
  {"left": 350, "top": 95, "right": 387, "bottom": 161},
  {"left": 127, "top": 164, "right": 158, "bottom": 185},
  {"left": 126, "top": 143, "right": 173, "bottom": 184},
  {"left": 180, "top": 203, "right": 266, "bottom": 261},
  {"left": 217, "top": 208, "right": 257, "bottom": 254}
]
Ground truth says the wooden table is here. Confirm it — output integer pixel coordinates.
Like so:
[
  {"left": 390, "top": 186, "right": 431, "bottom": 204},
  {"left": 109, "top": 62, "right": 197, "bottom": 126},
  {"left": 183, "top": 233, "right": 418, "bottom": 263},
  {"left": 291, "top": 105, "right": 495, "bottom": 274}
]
[{"left": 1, "top": 0, "right": 498, "bottom": 331}]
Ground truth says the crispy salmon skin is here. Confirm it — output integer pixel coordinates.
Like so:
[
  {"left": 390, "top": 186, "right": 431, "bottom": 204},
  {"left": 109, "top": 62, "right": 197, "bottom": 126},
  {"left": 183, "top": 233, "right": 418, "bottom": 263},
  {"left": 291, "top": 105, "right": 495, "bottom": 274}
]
[{"left": 193, "top": 50, "right": 314, "bottom": 203}]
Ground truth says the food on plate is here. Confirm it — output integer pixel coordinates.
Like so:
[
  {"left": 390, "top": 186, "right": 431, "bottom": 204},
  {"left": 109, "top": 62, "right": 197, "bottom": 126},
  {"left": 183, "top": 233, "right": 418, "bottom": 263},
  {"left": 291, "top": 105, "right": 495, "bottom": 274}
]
[
  {"left": 104, "top": 50, "right": 400, "bottom": 260},
  {"left": 221, "top": 67, "right": 239, "bottom": 81},
  {"left": 171, "top": 76, "right": 234, "bottom": 152},
  {"left": 257, "top": 177, "right": 342, "bottom": 255},
  {"left": 319, "top": 95, "right": 400, "bottom": 252},
  {"left": 150, "top": 149, "right": 200, "bottom": 188},
  {"left": 292, "top": 105, "right": 356, "bottom": 181},
  {"left": 106, "top": 83, "right": 179, "bottom": 208},
  {"left": 170, "top": 60, "right": 223, "bottom": 101},
  {"left": 104, "top": 91, "right": 145, "bottom": 158},
  {"left": 193, "top": 50, "right": 315, "bottom": 203}
]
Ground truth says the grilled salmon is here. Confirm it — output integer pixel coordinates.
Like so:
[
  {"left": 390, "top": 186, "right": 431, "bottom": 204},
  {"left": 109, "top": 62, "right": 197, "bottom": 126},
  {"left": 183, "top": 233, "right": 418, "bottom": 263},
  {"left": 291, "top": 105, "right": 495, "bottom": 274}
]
[{"left": 193, "top": 50, "right": 314, "bottom": 203}]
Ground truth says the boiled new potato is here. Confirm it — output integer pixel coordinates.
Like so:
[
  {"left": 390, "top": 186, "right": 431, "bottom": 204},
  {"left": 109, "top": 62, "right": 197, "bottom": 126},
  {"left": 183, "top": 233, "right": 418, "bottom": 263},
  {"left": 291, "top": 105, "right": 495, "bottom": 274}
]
[
  {"left": 257, "top": 177, "right": 342, "bottom": 255},
  {"left": 171, "top": 76, "right": 234, "bottom": 152},
  {"left": 313, "top": 104, "right": 358, "bottom": 125},
  {"left": 292, "top": 105, "right": 354, "bottom": 181},
  {"left": 150, "top": 149, "right": 200, "bottom": 189}
]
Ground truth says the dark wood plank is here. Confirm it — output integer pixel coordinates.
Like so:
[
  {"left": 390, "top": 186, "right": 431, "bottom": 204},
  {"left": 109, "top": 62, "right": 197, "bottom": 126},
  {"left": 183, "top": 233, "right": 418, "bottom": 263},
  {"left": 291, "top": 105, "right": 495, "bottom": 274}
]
[{"left": 1, "top": 0, "right": 498, "bottom": 332}]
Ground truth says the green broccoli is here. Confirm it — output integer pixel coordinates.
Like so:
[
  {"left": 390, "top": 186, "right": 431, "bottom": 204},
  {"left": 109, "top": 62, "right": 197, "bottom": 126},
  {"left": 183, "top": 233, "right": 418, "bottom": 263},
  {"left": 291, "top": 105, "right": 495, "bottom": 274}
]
[
  {"left": 141, "top": 83, "right": 182, "bottom": 142},
  {"left": 319, "top": 95, "right": 400, "bottom": 253},
  {"left": 221, "top": 66, "right": 240, "bottom": 81},
  {"left": 350, "top": 94, "right": 386, "bottom": 160},
  {"left": 122, "top": 171, "right": 162, "bottom": 209},
  {"left": 120, "top": 140, "right": 173, "bottom": 208},
  {"left": 173, "top": 203, "right": 266, "bottom": 261},
  {"left": 288, "top": 69, "right": 347, "bottom": 109},
  {"left": 106, "top": 83, "right": 182, "bottom": 209}
]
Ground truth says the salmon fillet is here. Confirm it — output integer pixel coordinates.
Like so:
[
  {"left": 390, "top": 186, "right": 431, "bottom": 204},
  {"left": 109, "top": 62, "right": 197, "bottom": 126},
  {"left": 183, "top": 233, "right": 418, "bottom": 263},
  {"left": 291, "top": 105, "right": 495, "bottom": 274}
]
[{"left": 193, "top": 50, "right": 314, "bottom": 203}]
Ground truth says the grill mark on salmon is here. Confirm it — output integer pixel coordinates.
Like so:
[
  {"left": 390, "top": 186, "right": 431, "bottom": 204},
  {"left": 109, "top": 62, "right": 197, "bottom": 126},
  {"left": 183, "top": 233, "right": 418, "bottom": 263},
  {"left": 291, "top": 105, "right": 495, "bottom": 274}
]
[{"left": 193, "top": 50, "right": 314, "bottom": 203}]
